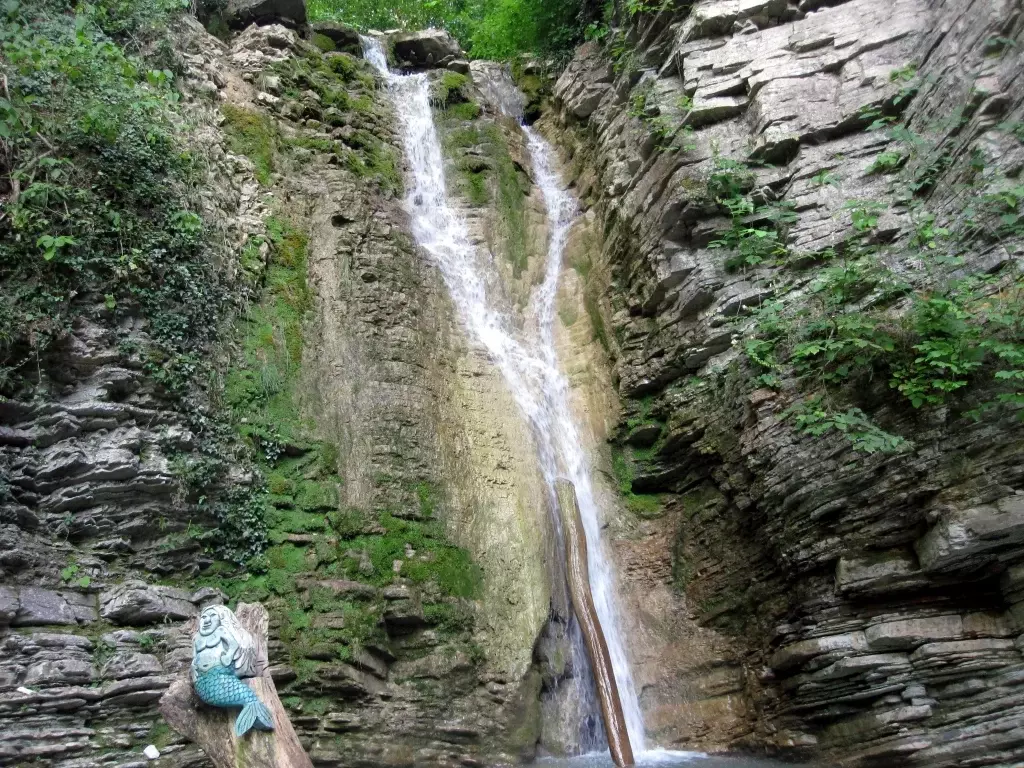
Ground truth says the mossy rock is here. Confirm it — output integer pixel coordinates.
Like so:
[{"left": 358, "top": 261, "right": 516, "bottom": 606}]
[{"left": 296, "top": 479, "right": 339, "bottom": 511}]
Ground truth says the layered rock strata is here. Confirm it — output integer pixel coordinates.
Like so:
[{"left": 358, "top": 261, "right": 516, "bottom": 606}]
[
  {"left": 544, "top": 0, "right": 1024, "bottom": 764},
  {"left": 0, "top": 16, "right": 552, "bottom": 768}
]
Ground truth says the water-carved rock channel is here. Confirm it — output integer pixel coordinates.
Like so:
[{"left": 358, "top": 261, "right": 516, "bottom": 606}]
[
  {"left": 361, "top": 35, "right": 645, "bottom": 762},
  {"left": 1, "top": 1, "right": 1023, "bottom": 767}
]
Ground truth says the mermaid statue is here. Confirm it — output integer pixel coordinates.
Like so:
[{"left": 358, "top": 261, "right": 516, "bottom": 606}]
[{"left": 191, "top": 605, "right": 275, "bottom": 737}]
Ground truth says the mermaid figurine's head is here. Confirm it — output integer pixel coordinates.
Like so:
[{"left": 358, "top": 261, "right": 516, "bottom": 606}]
[{"left": 199, "top": 606, "right": 223, "bottom": 636}]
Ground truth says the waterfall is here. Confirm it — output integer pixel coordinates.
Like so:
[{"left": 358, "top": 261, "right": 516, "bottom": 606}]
[{"left": 361, "top": 37, "right": 647, "bottom": 754}]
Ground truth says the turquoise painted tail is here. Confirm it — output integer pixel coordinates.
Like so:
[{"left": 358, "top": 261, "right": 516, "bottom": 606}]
[
  {"left": 234, "top": 699, "right": 274, "bottom": 737},
  {"left": 194, "top": 666, "right": 275, "bottom": 737}
]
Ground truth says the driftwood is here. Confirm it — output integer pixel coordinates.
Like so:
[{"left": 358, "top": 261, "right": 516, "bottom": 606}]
[
  {"left": 556, "top": 480, "right": 635, "bottom": 767},
  {"left": 159, "top": 602, "right": 313, "bottom": 768}
]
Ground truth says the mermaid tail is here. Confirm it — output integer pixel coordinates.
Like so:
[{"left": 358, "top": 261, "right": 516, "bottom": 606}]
[
  {"left": 234, "top": 699, "right": 275, "bottom": 738},
  {"left": 193, "top": 666, "right": 275, "bottom": 737}
]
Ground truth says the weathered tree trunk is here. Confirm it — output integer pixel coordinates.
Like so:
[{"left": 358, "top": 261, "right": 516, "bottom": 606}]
[
  {"left": 159, "top": 602, "right": 312, "bottom": 768},
  {"left": 556, "top": 480, "right": 635, "bottom": 768}
]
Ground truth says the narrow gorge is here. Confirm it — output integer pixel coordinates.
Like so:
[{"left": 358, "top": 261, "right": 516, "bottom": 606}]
[{"left": 0, "top": 0, "right": 1022, "bottom": 767}]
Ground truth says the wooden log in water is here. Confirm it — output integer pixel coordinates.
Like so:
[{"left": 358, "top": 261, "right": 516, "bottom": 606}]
[
  {"left": 556, "top": 480, "right": 636, "bottom": 768},
  {"left": 159, "top": 602, "right": 313, "bottom": 768}
]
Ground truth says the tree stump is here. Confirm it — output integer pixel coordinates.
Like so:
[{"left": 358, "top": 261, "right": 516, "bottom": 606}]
[{"left": 159, "top": 602, "right": 312, "bottom": 768}]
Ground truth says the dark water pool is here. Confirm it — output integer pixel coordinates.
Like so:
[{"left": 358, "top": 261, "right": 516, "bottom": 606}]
[{"left": 536, "top": 750, "right": 803, "bottom": 768}]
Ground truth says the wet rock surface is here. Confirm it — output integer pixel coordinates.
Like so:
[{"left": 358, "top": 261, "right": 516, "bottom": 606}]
[
  {"left": 391, "top": 29, "right": 464, "bottom": 70},
  {"left": 310, "top": 20, "right": 362, "bottom": 56},
  {"left": 545, "top": 0, "right": 1024, "bottom": 764}
]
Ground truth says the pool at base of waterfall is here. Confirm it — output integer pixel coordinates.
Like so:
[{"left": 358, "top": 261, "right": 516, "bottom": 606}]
[{"left": 536, "top": 751, "right": 809, "bottom": 768}]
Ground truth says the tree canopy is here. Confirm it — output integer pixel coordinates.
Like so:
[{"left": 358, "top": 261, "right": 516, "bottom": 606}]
[{"left": 307, "top": 0, "right": 605, "bottom": 60}]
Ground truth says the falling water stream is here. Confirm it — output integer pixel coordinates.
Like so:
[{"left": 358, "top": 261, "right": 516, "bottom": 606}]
[{"left": 361, "top": 38, "right": 646, "bottom": 755}]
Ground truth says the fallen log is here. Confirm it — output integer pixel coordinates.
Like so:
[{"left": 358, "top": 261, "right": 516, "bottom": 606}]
[
  {"left": 556, "top": 480, "right": 635, "bottom": 767},
  {"left": 159, "top": 602, "right": 312, "bottom": 768}
]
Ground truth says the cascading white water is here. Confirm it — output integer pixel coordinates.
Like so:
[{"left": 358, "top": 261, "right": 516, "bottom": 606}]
[
  {"left": 361, "top": 37, "right": 646, "bottom": 754},
  {"left": 522, "top": 128, "right": 647, "bottom": 754}
]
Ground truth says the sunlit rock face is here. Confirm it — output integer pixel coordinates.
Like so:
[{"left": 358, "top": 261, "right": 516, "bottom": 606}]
[{"left": 543, "top": 0, "right": 1024, "bottom": 764}]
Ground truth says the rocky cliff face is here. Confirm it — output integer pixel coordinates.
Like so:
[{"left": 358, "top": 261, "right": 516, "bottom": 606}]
[
  {"left": 544, "top": 0, "right": 1024, "bottom": 764},
  {"left": 0, "top": 14, "right": 554, "bottom": 768},
  {"left": 6, "top": 0, "right": 1023, "bottom": 765}
]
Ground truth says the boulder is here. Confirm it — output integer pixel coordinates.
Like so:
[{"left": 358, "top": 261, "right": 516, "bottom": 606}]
[
  {"left": 225, "top": 0, "right": 306, "bottom": 29},
  {"left": 99, "top": 581, "right": 196, "bottom": 625},
  {"left": 189, "top": 586, "right": 226, "bottom": 607},
  {"left": 391, "top": 29, "right": 461, "bottom": 70},
  {"left": 769, "top": 632, "right": 868, "bottom": 672},
  {"left": 311, "top": 21, "right": 362, "bottom": 56},
  {"left": 12, "top": 587, "right": 96, "bottom": 626},
  {"left": 916, "top": 495, "right": 1024, "bottom": 573},
  {"left": 864, "top": 616, "right": 964, "bottom": 651},
  {"left": 23, "top": 658, "right": 95, "bottom": 686},
  {"left": 101, "top": 651, "right": 163, "bottom": 680}
]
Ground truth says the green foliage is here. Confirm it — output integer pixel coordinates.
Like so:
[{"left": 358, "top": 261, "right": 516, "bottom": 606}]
[
  {"left": 707, "top": 156, "right": 754, "bottom": 199},
  {"left": 784, "top": 397, "right": 909, "bottom": 454},
  {"left": 195, "top": 214, "right": 318, "bottom": 562},
  {"left": 788, "top": 312, "right": 896, "bottom": 385},
  {"left": 205, "top": 486, "right": 270, "bottom": 564},
  {"left": 225, "top": 216, "right": 309, "bottom": 430},
  {"left": 889, "top": 62, "right": 917, "bottom": 82},
  {"left": 845, "top": 199, "right": 887, "bottom": 232},
  {"left": 812, "top": 170, "right": 840, "bottom": 187},
  {"left": 264, "top": 51, "right": 400, "bottom": 195},
  {"left": 628, "top": 81, "right": 653, "bottom": 118},
  {"left": 148, "top": 722, "right": 175, "bottom": 749},
  {"left": 59, "top": 559, "right": 92, "bottom": 587},
  {"left": 962, "top": 182, "right": 1024, "bottom": 243},
  {"left": 624, "top": 0, "right": 675, "bottom": 15},
  {"left": 447, "top": 101, "right": 482, "bottom": 121},
  {"left": 308, "top": 0, "right": 598, "bottom": 61},
  {"left": 910, "top": 210, "right": 950, "bottom": 251},
  {"left": 743, "top": 263, "right": 1024, "bottom": 450},
  {"left": 416, "top": 482, "right": 438, "bottom": 518},
  {"left": 0, "top": 0, "right": 226, "bottom": 396},
  {"left": 625, "top": 395, "right": 657, "bottom": 429},
  {"left": 369, "top": 514, "right": 481, "bottom": 597},
  {"left": 627, "top": 81, "right": 691, "bottom": 149},
  {"left": 867, "top": 150, "right": 906, "bottom": 175},
  {"left": 708, "top": 158, "right": 793, "bottom": 271},
  {"left": 611, "top": 446, "right": 633, "bottom": 494},
  {"left": 626, "top": 493, "right": 663, "bottom": 518},
  {"left": 344, "top": 140, "right": 403, "bottom": 196},
  {"left": 889, "top": 296, "right": 983, "bottom": 407},
  {"left": 431, "top": 73, "right": 481, "bottom": 120}
]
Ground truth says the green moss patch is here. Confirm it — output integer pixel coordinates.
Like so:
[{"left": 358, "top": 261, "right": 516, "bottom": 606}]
[
  {"left": 440, "top": 122, "right": 530, "bottom": 275},
  {"left": 611, "top": 445, "right": 665, "bottom": 519},
  {"left": 222, "top": 104, "right": 279, "bottom": 185}
]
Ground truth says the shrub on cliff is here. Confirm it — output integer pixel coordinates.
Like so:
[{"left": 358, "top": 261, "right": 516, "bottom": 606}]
[{"left": 0, "top": 0, "right": 226, "bottom": 397}]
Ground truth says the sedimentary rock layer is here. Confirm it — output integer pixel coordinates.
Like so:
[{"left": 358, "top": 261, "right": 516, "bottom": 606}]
[{"left": 544, "top": 0, "right": 1024, "bottom": 763}]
